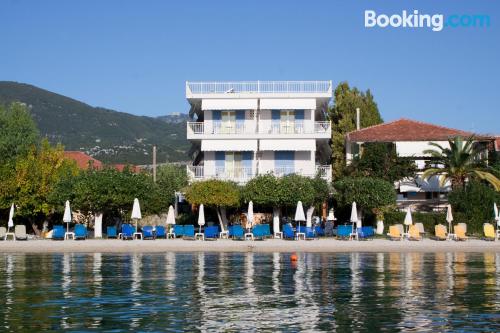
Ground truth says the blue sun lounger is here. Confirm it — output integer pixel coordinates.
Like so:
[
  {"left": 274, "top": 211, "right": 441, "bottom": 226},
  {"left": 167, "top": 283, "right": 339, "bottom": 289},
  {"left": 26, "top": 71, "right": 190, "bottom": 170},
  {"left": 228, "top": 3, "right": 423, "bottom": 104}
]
[
  {"left": 121, "top": 224, "right": 134, "bottom": 240},
  {"left": 229, "top": 225, "right": 244, "bottom": 239},
  {"left": 142, "top": 226, "right": 154, "bottom": 239},
  {"left": 252, "top": 224, "right": 271, "bottom": 240},
  {"left": 357, "top": 226, "right": 375, "bottom": 239},
  {"left": 297, "top": 226, "right": 316, "bottom": 239},
  {"left": 155, "top": 226, "right": 166, "bottom": 238},
  {"left": 74, "top": 224, "right": 87, "bottom": 240},
  {"left": 183, "top": 225, "right": 195, "bottom": 238},
  {"left": 204, "top": 225, "right": 219, "bottom": 239},
  {"left": 52, "top": 225, "right": 65, "bottom": 240},
  {"left": 173, "top": 225, "right": 184, "bottom": 237},
  {"left": 314, "top": 225, "right": 325, "bottom": 237},
  {"left": 107, "top": 226, "right": 117, "bottom": 238},
  {"left": 283, "top": 224, "right": 295, "bottom": 239},
  {"left": 337, "top": 225, "right": 353, "bottom": 239}
]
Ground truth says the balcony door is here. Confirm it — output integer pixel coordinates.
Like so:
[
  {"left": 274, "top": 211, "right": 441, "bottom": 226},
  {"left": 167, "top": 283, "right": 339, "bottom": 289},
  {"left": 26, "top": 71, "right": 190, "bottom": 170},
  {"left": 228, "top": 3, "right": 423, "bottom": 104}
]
[
  {"left": 221, "top": 111, "right": 236, "bottom": 134},
  {"left": 225, "top": 152, "right": 242, "bottom": 178},
  {"left": 280, "top": 110, "right": 295, "bottom": 134}
]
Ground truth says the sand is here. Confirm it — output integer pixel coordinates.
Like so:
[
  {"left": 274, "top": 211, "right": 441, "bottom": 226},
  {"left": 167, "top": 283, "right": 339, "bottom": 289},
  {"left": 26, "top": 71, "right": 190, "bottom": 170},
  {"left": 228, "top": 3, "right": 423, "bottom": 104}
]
[{"left": 0, "top": 238, "right": 499, "bottom": 253}]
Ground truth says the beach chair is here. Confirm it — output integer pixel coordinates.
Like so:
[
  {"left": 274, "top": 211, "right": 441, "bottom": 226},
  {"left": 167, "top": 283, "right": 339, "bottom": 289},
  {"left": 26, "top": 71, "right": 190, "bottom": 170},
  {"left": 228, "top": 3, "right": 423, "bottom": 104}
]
[
  {"left": 107, "top": 226, "right": 117, "bottom": 239},
  {"left": 454, "top": 225, "right": 467, "bottom": 241},
  {"left": 408, "top": 225, "right": 422, "bottom": 241},
  {"left": 0, "top": 227, "right": 6, "bottom": 240},
  {"left": 52, "top": 225, "right": 65, "bottom": 240},
  {"left": 173, "top": 225, "right": 184, "bottom": 238},
  {"left": 297, "top": 226, "right": 315, "bottom": 239},
  {"left": 415, "top": 223, "right": 426, "bottom": 237},
  {"left": 387, "top": 225, "right": 402, "bottom": 240},
  {"left": 324, "top": 221, "right": 334, "bottom": 237},
  {"left": 358, "top": 226, "right": 374, "bottom": 239},
  {"left": 252, "top": 224, "right": 271, "bottom": 240},
  {"left": 395, "top": 224, "right": 404, "bottom": 236},
  {"left": 142, "top": 226, "right": 155, "bottom": 240},
  {"left": 337, "top": 225, "right": 352, "bottom": 239},
  {"left": 229, "top": 225, "right": 244, "bottom": 239},
  {"left": 121, "top": 224, "right": 134, "bottom": 240},
  {"left": 283, "top": 224, "right": 295, "bottom": 239},
  {"left": 183, "top": 225, "right": 195, "bottom": 239},
  {"left": 457, "top": 223, "right": 467, "bottom": 234},
  {"left": 204, "top": 226, "right": 219, "bottom": 239},
  {"left": 314, "top": 225, "right": 325, "bottom": 237},
  {"left": 155, "top": 226, "right": 166, "bottom": 239},
  {"left": 14, "top": 225, "right": 28, "bottom": 240},
  {"left": 434, "top": 224, "right": 447, "bottom": 241},
  {"left": 74, "top": 224, "right": 87, "bottom": 240},
  {"left": 483, "top": 223, "right": 496, "bottom": 241}
]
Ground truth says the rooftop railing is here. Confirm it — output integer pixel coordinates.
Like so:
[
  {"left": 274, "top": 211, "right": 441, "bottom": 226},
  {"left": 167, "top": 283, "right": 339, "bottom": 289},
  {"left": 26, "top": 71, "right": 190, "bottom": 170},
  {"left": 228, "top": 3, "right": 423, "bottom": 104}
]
[{"left": 186, "top": 81, "right": 332, "bottom": 95}]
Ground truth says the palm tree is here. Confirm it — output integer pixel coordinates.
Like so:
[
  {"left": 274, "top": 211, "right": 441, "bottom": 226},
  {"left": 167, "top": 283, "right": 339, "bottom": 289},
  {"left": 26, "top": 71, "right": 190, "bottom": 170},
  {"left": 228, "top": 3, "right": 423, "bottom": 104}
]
[{"left": 422, "top": 136, "right": 500, "bottom": 191}]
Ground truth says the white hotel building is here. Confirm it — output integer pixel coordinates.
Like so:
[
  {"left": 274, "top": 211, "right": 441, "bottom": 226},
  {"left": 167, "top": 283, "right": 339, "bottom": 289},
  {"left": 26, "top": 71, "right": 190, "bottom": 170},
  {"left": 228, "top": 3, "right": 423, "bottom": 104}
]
[{"left": 185, "top": 81, "right": 333, "bottom": 183}]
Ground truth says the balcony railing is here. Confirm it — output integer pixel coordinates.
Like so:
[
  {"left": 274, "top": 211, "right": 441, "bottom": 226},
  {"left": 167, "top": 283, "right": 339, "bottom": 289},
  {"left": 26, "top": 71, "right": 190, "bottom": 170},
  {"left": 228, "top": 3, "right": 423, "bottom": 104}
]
[
  {"left": 187, "top": 165, "right": 332, "bottom": 183},
  {"left": 187, "top": 121, "right": 331, "bottom": 136},
  {"left": 186, "top": 81, "right": 332, "bottom": 95}
]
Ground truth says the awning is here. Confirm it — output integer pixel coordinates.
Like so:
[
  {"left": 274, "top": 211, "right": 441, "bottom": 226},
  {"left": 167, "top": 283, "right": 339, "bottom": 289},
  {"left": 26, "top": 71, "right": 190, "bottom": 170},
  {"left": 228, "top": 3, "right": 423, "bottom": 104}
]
[
  {"left": 399, "top": 175, "right": 451, "bottom": 192},
  {"left": 260, "top": 139, "right": 316, "bottom": 151},
  {"left": 202, "top": 99, "right": 257, "bottom": 110},
  {"left": 201, "top": 140, "right": 257, "bottom": 151},
  {"left": 260, "top": 98, "right": 316, "bottom": 110}
]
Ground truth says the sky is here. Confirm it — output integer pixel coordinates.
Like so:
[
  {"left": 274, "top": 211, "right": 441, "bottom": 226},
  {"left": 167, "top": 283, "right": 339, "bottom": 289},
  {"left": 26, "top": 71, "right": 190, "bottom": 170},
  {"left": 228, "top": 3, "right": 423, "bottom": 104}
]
[{"left": 0, "top": 0, "right": 498, "bottom": 134}]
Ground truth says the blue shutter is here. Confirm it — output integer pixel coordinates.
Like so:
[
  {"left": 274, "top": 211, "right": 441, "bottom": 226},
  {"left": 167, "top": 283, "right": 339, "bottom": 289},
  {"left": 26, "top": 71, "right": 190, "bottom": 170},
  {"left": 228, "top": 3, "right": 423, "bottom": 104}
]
[
  {"left": 242, "top": 151, "right": 252, "bottom": 176},
  {"left": 271, "top": 110, "right": 280, "bottom": 121},
  {"left": 295, "top": 110, "right": 304, "bottom": 120},
  {"left": 275, "top": 151, "right": 294, "bottom": 174},
  {"left": 215, "top": 151, "right": 225, "bottom": 171},
  {"left": 236, "top": 110, "right": 245, "bottom": 121},
  {"left": 212, "top": 111, "right": 221, "bottom": 121},
  {"left": 272, "top": 110, "right": 280, "bottom": 133},
  {"left": 236, "top": 110, "right": 245, "bottom": 133}
]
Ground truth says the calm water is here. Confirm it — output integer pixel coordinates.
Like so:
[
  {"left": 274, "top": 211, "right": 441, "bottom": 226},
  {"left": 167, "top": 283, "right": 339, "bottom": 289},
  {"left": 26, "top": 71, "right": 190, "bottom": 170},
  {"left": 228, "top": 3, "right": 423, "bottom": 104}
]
[{"left": 1, "top": 252, "right": 499, "bottom": 332}]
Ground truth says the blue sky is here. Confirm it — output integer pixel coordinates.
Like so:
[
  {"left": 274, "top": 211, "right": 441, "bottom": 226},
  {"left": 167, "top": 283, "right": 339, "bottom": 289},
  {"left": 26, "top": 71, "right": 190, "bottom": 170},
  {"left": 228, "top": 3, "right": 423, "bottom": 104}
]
[{"left": 0, "top": 0, "right": 498, "bottom": 133}]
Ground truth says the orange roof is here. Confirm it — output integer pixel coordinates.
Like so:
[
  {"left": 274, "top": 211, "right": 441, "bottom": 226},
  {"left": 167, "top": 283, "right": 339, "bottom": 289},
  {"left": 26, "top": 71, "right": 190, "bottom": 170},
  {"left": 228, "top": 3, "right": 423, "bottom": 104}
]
[
  {"left": 346, "top": 118, "right": 486, "bottom": 142},
  {"left": 112, "top": 164, "right": 141, "bottom": 173},
  {"left": 63, "top": 151, "right": 102, "bottom": 170},
  {"left": 495, "top": 137, "right": 500, "bottom": 151}
]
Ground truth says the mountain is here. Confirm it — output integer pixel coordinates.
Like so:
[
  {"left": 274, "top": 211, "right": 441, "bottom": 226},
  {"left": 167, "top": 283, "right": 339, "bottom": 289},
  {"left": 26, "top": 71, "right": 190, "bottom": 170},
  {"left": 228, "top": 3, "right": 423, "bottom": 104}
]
[
  {"left": 157, "top": 113, "right": 189, "bottom": 124},
  {"left": 0, "top": 81, "right": 190, "bottom": 165}
]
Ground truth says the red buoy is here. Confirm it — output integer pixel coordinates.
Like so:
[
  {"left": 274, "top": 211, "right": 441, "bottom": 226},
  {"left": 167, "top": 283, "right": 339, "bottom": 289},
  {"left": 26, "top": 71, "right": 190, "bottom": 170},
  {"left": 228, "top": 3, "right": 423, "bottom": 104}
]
[{"left": 290, "top": 253, "right": 298, "bottom": 261}]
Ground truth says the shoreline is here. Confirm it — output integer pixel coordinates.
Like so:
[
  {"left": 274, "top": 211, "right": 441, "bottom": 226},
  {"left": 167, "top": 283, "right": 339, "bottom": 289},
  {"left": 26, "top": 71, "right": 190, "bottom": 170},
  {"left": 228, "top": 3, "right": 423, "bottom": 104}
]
[{"left": 1, "top": 238, "right": 500, "bottom": 254}]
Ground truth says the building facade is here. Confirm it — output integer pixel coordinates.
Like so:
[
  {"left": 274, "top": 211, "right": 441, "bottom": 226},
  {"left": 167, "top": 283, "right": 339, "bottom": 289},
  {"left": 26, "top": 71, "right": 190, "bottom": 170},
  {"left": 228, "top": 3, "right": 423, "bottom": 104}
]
[
  {"left": 185, "top": 81, "right": 333, "bottom": 183},
  {"left": 345, "top": 119, "right": 494, "bottom": 211}
]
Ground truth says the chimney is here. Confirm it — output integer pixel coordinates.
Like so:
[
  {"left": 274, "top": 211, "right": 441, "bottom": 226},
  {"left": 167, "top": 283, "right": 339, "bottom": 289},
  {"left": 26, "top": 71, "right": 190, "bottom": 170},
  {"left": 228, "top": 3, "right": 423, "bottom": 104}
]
[{"left": 356, "top": 108, "right": 360, "bottom": 130}]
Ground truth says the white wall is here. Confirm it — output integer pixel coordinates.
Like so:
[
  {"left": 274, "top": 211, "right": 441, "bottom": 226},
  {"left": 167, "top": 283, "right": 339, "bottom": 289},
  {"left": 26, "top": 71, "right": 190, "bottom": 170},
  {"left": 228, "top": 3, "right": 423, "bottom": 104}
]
[
  {"left": 259, "top": 109, "right": 314, "bottom": 133},
  {"left": 258, "top": 151, "right": 315, "bottom": 175},
  {"left": 395, "top": 141, "right": 450, "bottom": 157}
]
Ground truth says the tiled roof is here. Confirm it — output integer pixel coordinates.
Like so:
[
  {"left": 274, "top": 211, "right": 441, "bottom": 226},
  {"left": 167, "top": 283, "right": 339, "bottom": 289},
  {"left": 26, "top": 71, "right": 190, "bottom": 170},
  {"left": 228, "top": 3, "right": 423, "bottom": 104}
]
[
  {"left": 495, "top": 137, "right": 500, "bottom": 151},
  {"left": 63, "top": 151, "right": 103, "bottom": 170},
  {"left": 346, "top": 118, "right": 487, "bottom": 142},
  {"left": 112, "top": 164, "right": 141, "bottom": 173}
]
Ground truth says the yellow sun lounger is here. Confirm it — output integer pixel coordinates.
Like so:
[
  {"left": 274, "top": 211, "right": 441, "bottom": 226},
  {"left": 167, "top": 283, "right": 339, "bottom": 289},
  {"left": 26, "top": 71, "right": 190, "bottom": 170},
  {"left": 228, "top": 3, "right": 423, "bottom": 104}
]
[
  {"left": 483, "top": 223, "right": 496, "bottom": 241},
  {"left": 434, "top": 224, "right": 447, "bottom": 241},
  {"left": 387, "top": 225, "right": 402, "bottom": 240},
  {"left": 408, "top": 225, "right": 422, "bottom": 241},
  {"left": 454, "top": 225, "right": 467, "bottom": 241}
]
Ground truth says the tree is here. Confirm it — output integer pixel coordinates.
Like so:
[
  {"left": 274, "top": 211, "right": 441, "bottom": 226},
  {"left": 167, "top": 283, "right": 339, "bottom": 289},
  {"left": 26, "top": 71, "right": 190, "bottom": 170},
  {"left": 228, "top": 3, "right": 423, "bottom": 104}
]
[
  {"left": 0, "top": 102, "right": 39, "bottom": 164},
  {"left": 184, "top": 179, "right": 240, "bottom": 230},
  {"left": 6, "top": 139, "right": 78, "bottom": 234},
  {"left": 448, "top": 181, "right": 500, "bottom": 234},
  {"left": 345, "top": 142, "right": 417, "bottom": 183},
  {"left": 279, "top": 174, "right": 316, "bottom": 207},
  {"left": 333, "top": 177, "right": 396, "bottom": 216},
  {"left": 242, "top": 174, "right": 281, "bottom": 207},
  {"left": 422, "top": 136, "right": 500, "bottom": 191},
  {"left": 156, "top": 164, "right": 188, "bottom": 206},
  {"left": 328, "top": 82, "right": 383, "bottom": 179}
]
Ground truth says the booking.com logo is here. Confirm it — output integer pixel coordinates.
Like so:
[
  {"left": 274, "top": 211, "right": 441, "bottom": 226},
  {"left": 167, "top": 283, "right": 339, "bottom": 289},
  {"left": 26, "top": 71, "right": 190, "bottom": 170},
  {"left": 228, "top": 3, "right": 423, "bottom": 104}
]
[{"left": 365, "top": 10, "right": 490, "bottom": 32}]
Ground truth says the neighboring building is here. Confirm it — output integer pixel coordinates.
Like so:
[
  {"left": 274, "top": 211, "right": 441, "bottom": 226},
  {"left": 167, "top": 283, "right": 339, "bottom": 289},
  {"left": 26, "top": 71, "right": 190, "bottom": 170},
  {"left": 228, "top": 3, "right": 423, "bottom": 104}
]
[
  {"left": 185, "top": 81, "right": 333, "bottom": 183},
  {"left": 345, "top": 118, "right": 494, "bottom": 211},
  {"left": 63, "top": 151, "right": 141, "bottom": 173}
]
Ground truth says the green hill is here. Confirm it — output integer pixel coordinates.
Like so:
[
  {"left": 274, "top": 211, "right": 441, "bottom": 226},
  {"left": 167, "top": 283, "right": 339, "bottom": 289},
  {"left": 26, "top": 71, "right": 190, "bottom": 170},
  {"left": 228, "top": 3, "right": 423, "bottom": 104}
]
[{"left": 0, "top": 81, "right": 190, "bottom": 165}]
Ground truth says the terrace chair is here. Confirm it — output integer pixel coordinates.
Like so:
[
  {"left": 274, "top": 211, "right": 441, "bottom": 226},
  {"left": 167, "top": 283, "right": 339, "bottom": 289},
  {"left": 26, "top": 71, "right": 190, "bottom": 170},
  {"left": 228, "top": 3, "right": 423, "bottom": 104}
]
[
  {"left": 337, "top": 225, "right": 353, "bottom": 239},
  {"left": 483, "top": 223, "right": 496, "bottom": 241},
  {"left": 314, "top": 225, "right": 325, "bottom": 237},
  {"left": 74, "top": 224, "right": 87, "bottom": 240},
  {"left": 173, "top": 225, "right": 184, "bottom": 238},
  {"left": 204, "top": 225, "right": 219, "bottom": 239},
  {"left": 121, "top": 224, "right": 134, "bottom": 240},
  {"left": 415, "top": 223, "right": 426, "bottom": 237},
  {"left": 183, "top": 225, "right": 195, "bottom": 239},
  {"left": 142, "top": 226, "right": 155, "bottom": 240},
  {"left": 387, "top": 225, "right": 402, "bottom": 241},
  {"left": 107, "top": 226, "right": 117, "bottom": 239},
  {"left": 52, "top": 225, "right": 65, "bottom": 240},
  {"left": 0, "top": 227, "right": 6, "bottom": 240},
  {"left": 155, "top": 226, "right": 166, "bottom": 239},
  {"left": 434, "top": 224, "right": 447, "bottom": 241},
  {"left": 297, "top": 226, "right": 315, "bottom": 239},
  {"left": 229, "top": 225, "right": 244, "bottom": 239},
  {"left": 252, "top": 224, "right": 271, "bottom": 240},
  {"left": 14, "top": 225, "right": 28, "bottom": 240},
  {"left": 283, "top": 224, "right": 295, "bottom": 240},
  {"left": 408, "top": 225, "right": 422, "bottom": 241},
  {"left": 454, "top": 225, "right": 468, "bottom": 241}
]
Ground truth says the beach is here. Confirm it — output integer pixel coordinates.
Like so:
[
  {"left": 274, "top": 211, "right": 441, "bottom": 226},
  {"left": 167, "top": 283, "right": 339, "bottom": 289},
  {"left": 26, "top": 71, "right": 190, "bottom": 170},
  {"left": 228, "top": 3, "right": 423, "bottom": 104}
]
[{"left": 1, "top": 238, "right": 500, "bottom": 253}]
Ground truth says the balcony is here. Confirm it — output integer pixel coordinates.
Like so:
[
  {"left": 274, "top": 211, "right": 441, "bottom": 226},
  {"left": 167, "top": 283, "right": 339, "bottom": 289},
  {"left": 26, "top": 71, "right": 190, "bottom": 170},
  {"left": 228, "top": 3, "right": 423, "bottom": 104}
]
[
  {"left": 186, "top": 81, "right": 332, "bottom": 99},
  {"left": 187, "top": 121, "right": 331, "bottom": 139},
  {"left": 187, "top": 165, "right": 332, "bottom": 183}
]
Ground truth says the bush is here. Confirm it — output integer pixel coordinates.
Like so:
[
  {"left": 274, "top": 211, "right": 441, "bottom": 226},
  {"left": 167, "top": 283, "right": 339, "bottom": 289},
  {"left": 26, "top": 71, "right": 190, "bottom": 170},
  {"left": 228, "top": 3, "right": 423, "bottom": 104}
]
[
  {"left": 333, "top": 177, "right": 396, "bottom": 214},
  {"left": 448, "top": 181, "right": 500, "bottom": 234}
]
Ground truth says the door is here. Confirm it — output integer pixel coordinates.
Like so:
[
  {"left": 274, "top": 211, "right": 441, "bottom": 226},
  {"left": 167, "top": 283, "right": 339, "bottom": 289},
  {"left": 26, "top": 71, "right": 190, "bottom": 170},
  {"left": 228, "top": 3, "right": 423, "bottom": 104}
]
[
  {"left": 225, "top": 152, "right": 242, "bottom": 178},
  {"left": 221, "top": 111, "right": 236, "bottom": 134},
  {"left": 280, "top": 110, "right": 295, "bottom": 134}
]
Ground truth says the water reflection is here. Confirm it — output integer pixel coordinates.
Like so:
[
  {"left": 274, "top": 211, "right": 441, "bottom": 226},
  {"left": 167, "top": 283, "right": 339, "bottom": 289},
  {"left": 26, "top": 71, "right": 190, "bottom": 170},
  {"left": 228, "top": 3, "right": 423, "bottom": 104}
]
[{"left": 0, "top": 252, "right": 499, "bottom": 332}]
